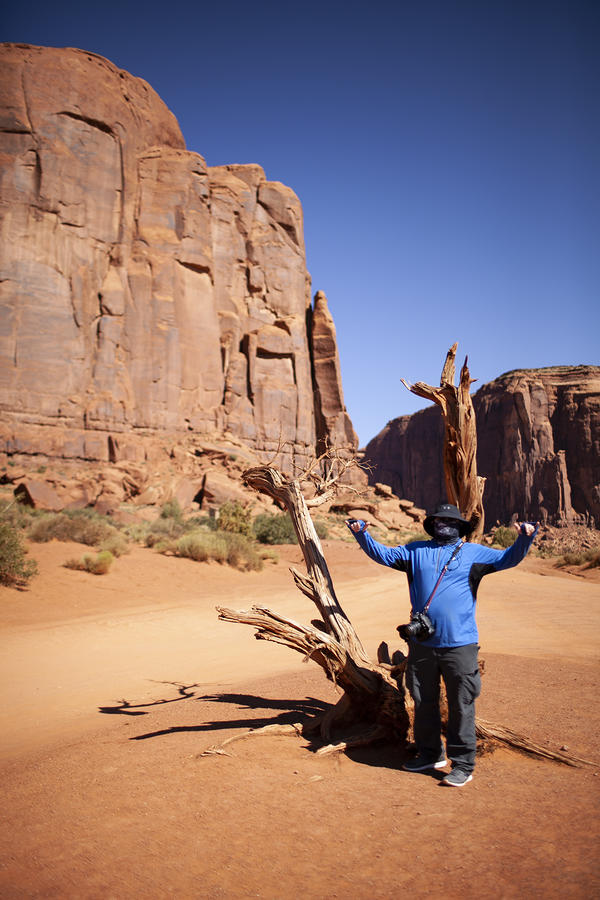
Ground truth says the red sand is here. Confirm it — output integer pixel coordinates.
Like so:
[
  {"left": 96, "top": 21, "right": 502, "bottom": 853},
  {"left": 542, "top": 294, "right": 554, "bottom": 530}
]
[{"left": 1, "top": 540, "right": 599, "bottom": 898}]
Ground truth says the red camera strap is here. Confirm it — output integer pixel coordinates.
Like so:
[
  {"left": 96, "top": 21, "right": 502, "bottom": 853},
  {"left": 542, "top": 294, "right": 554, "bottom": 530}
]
[{"left": 422, "top": 540, "right": 465, "bottom": 614}]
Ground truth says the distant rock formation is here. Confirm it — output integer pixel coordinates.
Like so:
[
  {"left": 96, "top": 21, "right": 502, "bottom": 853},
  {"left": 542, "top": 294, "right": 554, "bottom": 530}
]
[
  {"left": 0, "top": 44, "right": 357, "bottom": 473},
  {"left": 364, "top": 366, "right": 600, "bottom": 527}
]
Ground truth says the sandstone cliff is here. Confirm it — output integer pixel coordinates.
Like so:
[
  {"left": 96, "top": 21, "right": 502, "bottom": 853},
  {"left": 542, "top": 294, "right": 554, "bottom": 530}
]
[
  {"left": 364, "top": 366, "right": 600, "bottom": 527},
  {"left": 0, "top": 44, "right": 357, "bottom": 474}
]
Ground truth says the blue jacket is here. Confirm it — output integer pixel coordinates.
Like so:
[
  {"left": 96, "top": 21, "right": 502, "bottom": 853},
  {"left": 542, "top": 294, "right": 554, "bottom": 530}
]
[{"left": 350, "top": 524, "right": 538, "bottom": 647}]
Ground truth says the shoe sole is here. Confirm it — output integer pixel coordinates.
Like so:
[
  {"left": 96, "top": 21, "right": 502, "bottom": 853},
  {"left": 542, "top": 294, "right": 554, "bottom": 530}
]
[
  {"left": 403, "top": 759, "right": 449, "bottom": 773},
  {"left": 442, "top": 773, "right": 473, "bottom": 787}
]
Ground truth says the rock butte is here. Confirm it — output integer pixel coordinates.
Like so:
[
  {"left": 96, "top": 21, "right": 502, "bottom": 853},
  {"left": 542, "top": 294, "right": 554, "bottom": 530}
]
[
  {"left": 0, "top": 43, "right": 356, "bottom": 480},
  {"left": 364, "top": 365, "right": 600, "bottom": 527}
]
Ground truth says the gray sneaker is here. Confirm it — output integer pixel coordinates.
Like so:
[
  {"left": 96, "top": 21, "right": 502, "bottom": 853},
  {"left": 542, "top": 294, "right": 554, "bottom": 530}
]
[
  {"left": 403, "top": 751, "right": 448, "bottom": 773},
  {"left": 441, "top": 768, "right": 473, "bottom": 787}
]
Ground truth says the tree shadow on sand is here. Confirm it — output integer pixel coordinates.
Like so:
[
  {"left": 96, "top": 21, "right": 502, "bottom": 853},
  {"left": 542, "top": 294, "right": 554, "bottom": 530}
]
[
  {"left": 98, "top": 681, "right": 203, "bottom": 716},
  {"left": 99, "top": 683, "right": 329, "bottom": 742}
]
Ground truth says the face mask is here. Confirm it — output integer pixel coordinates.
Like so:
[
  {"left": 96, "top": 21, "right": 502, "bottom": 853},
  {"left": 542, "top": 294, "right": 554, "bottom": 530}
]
[{"left": 433, "top": 520, "right": 460, "bottom": 543}]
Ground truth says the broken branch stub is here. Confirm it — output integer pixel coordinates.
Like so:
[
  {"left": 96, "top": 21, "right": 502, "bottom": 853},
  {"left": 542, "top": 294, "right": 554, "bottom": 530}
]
[{"left": 402, "top": 342, "right": 485, "bottom": 540}]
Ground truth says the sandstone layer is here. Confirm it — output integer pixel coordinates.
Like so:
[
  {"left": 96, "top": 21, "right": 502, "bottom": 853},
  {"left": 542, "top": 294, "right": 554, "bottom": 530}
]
[
  {"left": 0, "top": 44, "right": 357, "bottom": 478},
  {"left": 364, "top": 366, "right": 600, "bottom": 527}
]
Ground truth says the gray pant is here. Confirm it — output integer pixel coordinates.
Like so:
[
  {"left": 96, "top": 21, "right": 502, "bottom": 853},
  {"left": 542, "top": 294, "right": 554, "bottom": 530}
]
[{"left": 406, "top": 642, "right": 481, "bottom": 772}]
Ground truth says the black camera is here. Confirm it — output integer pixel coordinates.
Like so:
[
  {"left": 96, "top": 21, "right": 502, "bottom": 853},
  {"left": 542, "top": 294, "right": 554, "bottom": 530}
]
[{"left": 397, "top": 611, "right": 435, "bottom": 642}]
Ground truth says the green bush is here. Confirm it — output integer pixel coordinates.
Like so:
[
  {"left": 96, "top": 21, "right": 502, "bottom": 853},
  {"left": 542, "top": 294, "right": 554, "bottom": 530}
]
[
  {"left": 0, "top": 521, "right": 38, "bottom": 586},
  {"left": 28, "top": 509, "right": 120, "bottom": 546},
  {"left": 253, "top": 512, "right": 298, "bottom": 544},
  {"left": 64, "top": 549, "right": 114, "bottom": 575},
  {"left": 492, "top": 525, "right": 517, "bottom": 548},
  {"left": 217, "top": 501, "right": 253, "bottom": 537},
  {"left": 168, "top": 530, "right": 262, "bottom": 571}
]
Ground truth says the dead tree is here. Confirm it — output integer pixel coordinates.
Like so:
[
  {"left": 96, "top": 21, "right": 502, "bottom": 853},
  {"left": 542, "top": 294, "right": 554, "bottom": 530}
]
[
  {"left": 401, "top": 342, "right": 485, "bottom": 541},
  {"left": 214, "top": 450, "right": 590, "bottom": 767},
  {"left": 218, "top": 454, "right": 410, "bottom": 754}
]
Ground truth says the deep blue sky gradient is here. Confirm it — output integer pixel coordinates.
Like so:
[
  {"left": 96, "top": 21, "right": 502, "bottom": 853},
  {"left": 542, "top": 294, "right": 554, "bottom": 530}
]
[{"left": 3, "top": 0, "right": 599, "bottom": 444}]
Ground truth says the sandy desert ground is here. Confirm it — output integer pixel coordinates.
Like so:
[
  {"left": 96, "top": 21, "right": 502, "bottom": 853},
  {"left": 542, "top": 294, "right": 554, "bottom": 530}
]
[{"left": 1, "top": 537, "right": 599, "bottom": 899}]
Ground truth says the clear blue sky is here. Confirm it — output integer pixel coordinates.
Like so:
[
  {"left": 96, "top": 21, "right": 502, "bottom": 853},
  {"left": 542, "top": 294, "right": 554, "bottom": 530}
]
[{"left": 4, "top": 0, "right": 599, "bottom": 445}]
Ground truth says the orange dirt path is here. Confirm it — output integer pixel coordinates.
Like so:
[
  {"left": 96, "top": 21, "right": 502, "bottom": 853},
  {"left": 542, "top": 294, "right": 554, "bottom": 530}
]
[{"left": 1, "top": 539, "right": 599, "bottom": 898}]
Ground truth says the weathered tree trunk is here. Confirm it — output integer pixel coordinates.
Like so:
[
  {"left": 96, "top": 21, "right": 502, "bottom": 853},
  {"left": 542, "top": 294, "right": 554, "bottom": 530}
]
[
  {"left": 401, "top": 342, "right": 485, "bottom": 541},
  {"left": 218, "top": 464, "right": 410, "bottom": 752}
]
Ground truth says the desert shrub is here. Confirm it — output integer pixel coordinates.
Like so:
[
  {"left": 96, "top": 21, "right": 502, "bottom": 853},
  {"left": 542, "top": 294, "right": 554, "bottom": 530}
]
[
  {"left": 126, "top": 509, "right": 216, "bottom": 548},
  {"left": 0, "top": 498, "right": 38, "bottom": 530},
  {"left": 28, "top": 509, "right": 120, "bottom": 546},
  {"left": 186, "top": 514, "right": 217, "bottom": 531},
  {"left": 99, "top": 532, "right": 130, "bottom": 557},
  {"left": 259, "top": 547, "right": 279, "bottom": 564},
  {"left": 556, "top": 549, "right": 600, "bottom": 569},
  {"left": 0, "top": 521, "right": 38, "bottom": 586},
  {"left": 160, "top": 499, "right": 184, "bottom": 522},
  {"left": 171, "top": 531, "right": 225, "bottom": 563},
  {"left": 122, "top": 522, "right": 152, "bottom": 543},
  {"left": 313, "top": 519, "right": 329, "bottom": 540},
  {"left": 64, "top": 549, "right": 114, "bottom": 575},
  {"left": 253, "top": 512, "right": 297, "bottom": 544},
  {"left": 252, "top": 512, "right": 328, "bottom": 544},
  {"left": 143, "top": 516, "right": 187, "bottom": 547},
  {"left": 222, "top": 532, "right": 262, "bottom": 570},
  {"left": 217, "top": 501, "right": 253, "bottom": 537},
  {"left": 491, "top": 526, "right": 517, "bottom": 548},
  {"left": 588, "top": 550, "right": 600, "bottom": 569},
  {"left": 588, "top": 550, "right": 600, "bottom": 568},
  {"left": 169, "top": 530, "right": 262, "bottom": 571},
  {"left": 556, "top": 551, "right": 586, "bottom": 567}
]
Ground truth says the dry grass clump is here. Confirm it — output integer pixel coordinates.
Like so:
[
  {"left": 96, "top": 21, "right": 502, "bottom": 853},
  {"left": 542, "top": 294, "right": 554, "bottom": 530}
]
[
  {"left": 556, "top": 548, "right": 600, "bottom": 569},
  {"left": 165, "top": 531, "right": 263, "bottom": 571},
  {"left": 98, "top": 533, "right": 130, "bottom": 558},
  {"left": 64, "top": 550, "right": 114, "bottom": 575}
]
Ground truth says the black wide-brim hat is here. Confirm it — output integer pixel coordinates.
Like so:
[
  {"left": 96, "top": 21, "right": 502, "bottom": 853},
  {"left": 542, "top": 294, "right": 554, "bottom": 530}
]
[{"left": 423, "top": 502, "right": 473, "bottom": 537}]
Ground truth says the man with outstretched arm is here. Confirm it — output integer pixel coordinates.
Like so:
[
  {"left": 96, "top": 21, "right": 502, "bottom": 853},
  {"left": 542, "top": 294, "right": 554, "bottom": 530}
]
[{"left": 346, "top": 502, "right": 539, "bottom": 787}]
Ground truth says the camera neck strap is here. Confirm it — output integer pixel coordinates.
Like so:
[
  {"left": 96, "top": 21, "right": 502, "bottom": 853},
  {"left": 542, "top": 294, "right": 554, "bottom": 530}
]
[{"left": 423, "top": 540, "right": 465, "bottom": 613}]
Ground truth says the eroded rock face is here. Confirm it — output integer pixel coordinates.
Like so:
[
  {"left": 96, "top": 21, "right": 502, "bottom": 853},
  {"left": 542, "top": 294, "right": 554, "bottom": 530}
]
[
  {"left": 0, "top": 44, "right": 357, "bottom": 473},
  {"left": 364, "top": 366, "right": 600, "bottom": 527}
]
